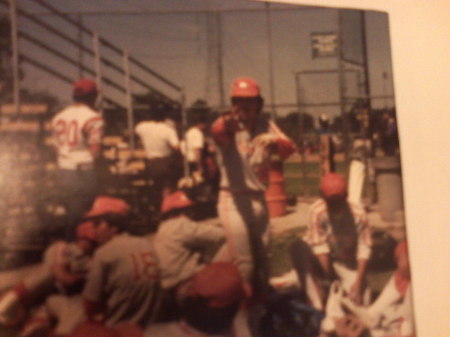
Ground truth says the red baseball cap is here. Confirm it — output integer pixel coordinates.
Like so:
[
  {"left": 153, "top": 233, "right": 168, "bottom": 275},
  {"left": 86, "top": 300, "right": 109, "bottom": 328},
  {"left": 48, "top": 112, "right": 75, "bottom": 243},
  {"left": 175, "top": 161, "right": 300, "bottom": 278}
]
[
  {"left": 76, "top": 220, "right": 96, "bottom": 241},
  {"left": 320, "top": 173, "right": 347, "bottom": 199},
  {"left": 84, "top": 196, "right": 130, "bottom": 218},
  {"left": 160, "top": 190, "right": 194, "bottom": 214},
  {"left": 188, "top": 262, "right": 247, "bottom": 308},
  {"left": 230, "top": 77, "right": 261, "bottom": 98},
  {"left": 73, "top": 78, "right": 98, "bottom": 96}
]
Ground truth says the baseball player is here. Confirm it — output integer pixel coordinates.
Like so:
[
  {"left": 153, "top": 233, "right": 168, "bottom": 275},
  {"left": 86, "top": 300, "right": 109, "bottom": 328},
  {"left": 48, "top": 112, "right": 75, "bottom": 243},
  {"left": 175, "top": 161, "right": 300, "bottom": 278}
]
[
  {"left": 82, "top": 196, "right": 161, "bottom": 327},
  {"left": 144, "top": 262, "right": 250, "bottom": 337},
  {"left": 182, "top": 113, "right": 209, "bottom": 177},
  {"left": 51, "top": 78, "right": 104, "bottom": 240},
  {"left": 154, "top": 190, "right": 225, "bottom": 292},
  {"left": 210, "top": 77, "right": 296, "bottom": 293},
  {"left": 279, "top": 173, "right": 372, "bottom": 336},
  {"left": 341, "top": 240, "right": 415, "bottom": 337},
  {"left": 135, "top": 105, "right": 182, "bottom": 213},
  {"left": 0, "top": 221, "right": 96, "bottom": 335}
]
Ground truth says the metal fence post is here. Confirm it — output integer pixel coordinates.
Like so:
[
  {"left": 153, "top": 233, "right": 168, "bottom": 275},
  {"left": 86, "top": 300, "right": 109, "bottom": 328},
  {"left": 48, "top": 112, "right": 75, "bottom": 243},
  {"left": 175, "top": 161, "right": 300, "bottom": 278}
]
[
  {"left": 123, "top": 50, "right": 134, "bottom": 152},
  {"left": 92, "top": 32, "right": 103, "bottom": 114},
  {"left": 9, "top": 0, "right": 20, "bottom": 114},
  {"left": 294, "top": 71, "right": 308, "bottom": 197},
  {"left": 180, "top": 89, "right": 189, "bottom": 179}
]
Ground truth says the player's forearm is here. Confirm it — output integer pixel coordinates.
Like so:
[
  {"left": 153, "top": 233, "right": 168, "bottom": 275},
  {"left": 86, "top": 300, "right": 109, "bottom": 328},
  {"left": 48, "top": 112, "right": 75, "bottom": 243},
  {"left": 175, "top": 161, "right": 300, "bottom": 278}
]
[
  {"left": 355, "top": 258, "right": 368, "bottom": 283},
  {"left": 211, "top": 117, "right": 233, "bottom": 145},
  {"left": 275, "top": 137, "right": 296, "bottom": 160}
]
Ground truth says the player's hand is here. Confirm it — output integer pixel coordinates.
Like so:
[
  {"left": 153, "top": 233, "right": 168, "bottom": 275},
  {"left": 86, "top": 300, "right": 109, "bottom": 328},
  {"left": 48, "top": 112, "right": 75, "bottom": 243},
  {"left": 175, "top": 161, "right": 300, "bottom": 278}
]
[{"left": 223, "top": 107, "right": 245, "bottom": 132}]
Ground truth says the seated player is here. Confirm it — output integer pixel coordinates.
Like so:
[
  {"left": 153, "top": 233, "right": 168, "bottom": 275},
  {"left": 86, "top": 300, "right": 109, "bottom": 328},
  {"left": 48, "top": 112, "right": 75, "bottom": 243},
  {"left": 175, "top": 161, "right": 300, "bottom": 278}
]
[
  {"left": 144, "top": 262, "right": 250, "bottom": 337},
  {"left": 271, "top": 173, "right": 372, "bottom": 336},
  {"left": 154, "top": 190, "right": 225, "bottom": 293},
  {"left": 0, "top": 221, "right": 96, "bottom": 334},
  {"left": 82, "top": 196, "right": 161, "bottom": 327},
  {"left": 341, "top": 240, "right": 415, "bottom": 337}
]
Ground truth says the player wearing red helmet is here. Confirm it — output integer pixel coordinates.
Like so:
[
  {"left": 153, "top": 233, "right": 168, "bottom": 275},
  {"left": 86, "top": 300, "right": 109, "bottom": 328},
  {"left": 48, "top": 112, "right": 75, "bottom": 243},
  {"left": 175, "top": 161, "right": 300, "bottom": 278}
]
[
  {"left": 82, "top": 196, "right": 161, "bottom": 328},
  {"left": 51, "top": 78, "right": 104, "bottom": 240},
  {"left": 270, "top": 173, "right": 372, "bottom": 337},
  {"left": 211, "top": 77, "right": 296, "bottom": 297},
  {"left": 154, "top": 190, "right": 225, "bottom": 292},
  {"left": 306, "top": 173, "right": 372, "bottom": 335}
]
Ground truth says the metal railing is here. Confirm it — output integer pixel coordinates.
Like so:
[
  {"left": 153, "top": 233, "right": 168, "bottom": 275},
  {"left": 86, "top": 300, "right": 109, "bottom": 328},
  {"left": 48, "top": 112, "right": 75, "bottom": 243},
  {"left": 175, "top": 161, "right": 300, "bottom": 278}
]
[{"left": 2, "top": 0, "right": 183, "bottom": 150}]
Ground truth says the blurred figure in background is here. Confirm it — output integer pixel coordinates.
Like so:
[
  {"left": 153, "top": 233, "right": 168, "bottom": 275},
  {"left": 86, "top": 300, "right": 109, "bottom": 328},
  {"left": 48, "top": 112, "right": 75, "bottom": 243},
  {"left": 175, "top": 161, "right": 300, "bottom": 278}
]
[
  {"left": 135, "top": 105, "right": 182, "bottom": 213},
  {"left": 51, "top": 78, "right": 104, "bottom": 240}
]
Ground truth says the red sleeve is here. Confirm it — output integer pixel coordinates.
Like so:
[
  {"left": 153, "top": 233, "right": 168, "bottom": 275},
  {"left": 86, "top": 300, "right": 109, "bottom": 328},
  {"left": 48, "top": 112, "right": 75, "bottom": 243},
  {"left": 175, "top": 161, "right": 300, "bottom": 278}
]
[
  {"left": 211, "top": 117, "right": 234, "bottom": 145},
  {"left": 268, "top": 121, "right": 296, "bottom": 160}
]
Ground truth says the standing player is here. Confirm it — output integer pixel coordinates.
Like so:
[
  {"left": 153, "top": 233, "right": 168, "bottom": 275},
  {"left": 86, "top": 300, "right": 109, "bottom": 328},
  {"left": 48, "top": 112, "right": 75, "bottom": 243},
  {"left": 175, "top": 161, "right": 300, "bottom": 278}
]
[
  {"left": 51, "top": 78, "right": 104, "bottom": 240},
  {"left": 182, "top": 113, "right": 208, "bottom": 179},
  {"left": 135, "top": 106, "right": 182, "bottom": 213},
  {"left": 211, "top": 77, "right": 296, "bottom": 292},
  {"left": 82, "top": 196, "right": 161, "bottom": 327}
]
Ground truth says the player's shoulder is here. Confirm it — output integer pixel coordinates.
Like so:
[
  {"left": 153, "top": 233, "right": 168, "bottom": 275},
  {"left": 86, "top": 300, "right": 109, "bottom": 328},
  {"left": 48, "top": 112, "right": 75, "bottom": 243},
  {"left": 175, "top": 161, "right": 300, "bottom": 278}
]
[
  {"left": 95, "top": 233, "right": 152, "bottom": 257},
  {"left": 53, "top": 104, "right": 99, "bottom": 121},
  {"left": 157, "top": 216, "right": 191, "bottom": 236}
]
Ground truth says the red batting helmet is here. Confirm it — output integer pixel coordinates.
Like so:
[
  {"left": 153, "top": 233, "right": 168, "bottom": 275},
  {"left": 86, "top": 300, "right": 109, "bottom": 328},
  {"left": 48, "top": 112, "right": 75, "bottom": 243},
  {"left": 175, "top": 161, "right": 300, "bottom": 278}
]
[
  {"left": 84, "top": 196, "right": 130, "bottom": 218},
  {"left": 73, "top": 78, "right": 98, "bottom": 97},
  {"left": 160, "top": 190, "right": 194, "bottom": 214},
  {"left": 320, "top": 173, "right": 347, "bottom": 199},
  {"left": 230, "top": 77, "right": 261, "bottom": 98},
  {"left": 76, "top": 220, "right": 96, "bottom": 241},
  {"left": 188, "top": 262, "right": 247, "bottom": 308}
]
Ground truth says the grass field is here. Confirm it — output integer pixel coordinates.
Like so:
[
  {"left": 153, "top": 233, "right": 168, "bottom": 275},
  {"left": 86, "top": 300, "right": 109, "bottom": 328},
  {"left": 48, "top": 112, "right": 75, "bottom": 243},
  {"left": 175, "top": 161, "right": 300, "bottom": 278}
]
[{"left": 283, "top": 161, "right": 349, "bottom": 196}]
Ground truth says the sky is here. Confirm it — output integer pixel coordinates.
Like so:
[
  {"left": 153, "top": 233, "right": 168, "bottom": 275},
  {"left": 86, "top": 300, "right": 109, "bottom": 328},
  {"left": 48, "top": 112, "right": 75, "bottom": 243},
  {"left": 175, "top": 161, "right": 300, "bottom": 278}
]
[{"left": 3, "top": 0, "right": 395, "bottom": 118}]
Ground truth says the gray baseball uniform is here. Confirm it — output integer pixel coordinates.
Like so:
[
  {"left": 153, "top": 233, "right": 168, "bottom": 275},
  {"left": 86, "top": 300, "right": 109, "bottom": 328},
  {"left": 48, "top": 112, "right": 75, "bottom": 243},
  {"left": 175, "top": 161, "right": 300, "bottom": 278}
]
[
  {"left": 154, "top": 216, "right": 225, "bottom": 289},
  {"left": 212, "top": 115, "right": 295, "bottom": 280},
  {"left": 83, "top": 233, "right": 160, "bottom": 327}
]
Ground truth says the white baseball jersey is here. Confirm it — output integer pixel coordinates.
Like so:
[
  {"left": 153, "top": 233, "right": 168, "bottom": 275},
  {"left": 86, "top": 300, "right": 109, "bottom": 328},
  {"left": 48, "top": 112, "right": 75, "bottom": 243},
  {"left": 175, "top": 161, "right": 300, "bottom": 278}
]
[
  {"left": 154, "top": 216, "right": 225, "bottom": 289},
  {"left": 211, "top": 115, "right": 295, "bottom": 280},
  {"left": 304, "top": 198, "right": 372, "bottom": 264},
  {"left": 83, "top": 233, "right": 160, "bottom": 327},
  {"left": 182, "top": 126, "right": 204, "bottom": 163},
  {"left": 213, "top": 117, "right": 295, "bottom": 193},
  {"left": 369, "top": 274, "right": 414, "bottom": 337},
  {"left": 51, "top": 104, "right": 103, "bottom": 170},
  {"left": 135, "top": 121, "right": 179, "bottom": 159}
]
